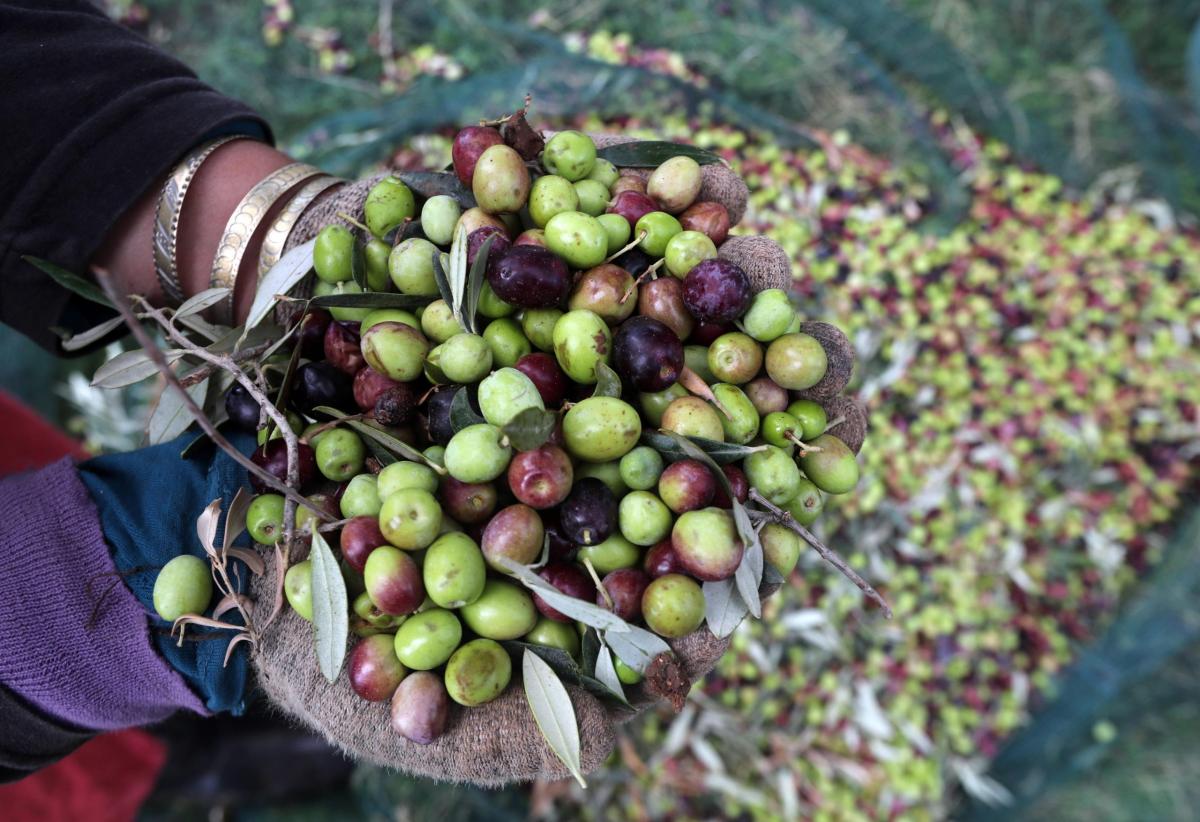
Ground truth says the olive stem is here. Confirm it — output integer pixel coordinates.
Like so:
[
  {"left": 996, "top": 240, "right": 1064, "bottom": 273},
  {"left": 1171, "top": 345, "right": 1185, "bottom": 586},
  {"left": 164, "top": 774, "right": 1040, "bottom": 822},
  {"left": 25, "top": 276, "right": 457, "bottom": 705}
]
[
  {"left": 178, "top": 342, "right": 272, "bottom": 387},
  {"left": 582, "top": 557, "right": 613, "bottom": 610},
  {"left": 618, "top": 259, "right": 664, "bottom": 305},
  {"left": 117, "top": 287, "right": 332, "bottom": 526},
  {"left": 784, "top": 432, "right": 823, "bottom": 454},
  {"left": 335, "top": 211, "right": 372, "bottom": 235},
  {"left": 604, "top": 230, "right": 648, "bottom": 265},
  {"left": 678, "top": 366, "right": 733, "bottom": 420},
  {"left": 825, "top": 415, "right": 846, "bottom": 432},
  {"left": 300, "top": 414, "right": 366, "bottom": 445},
  {"left": 746, "top": 488, "right": 893, "bottom": 619}
]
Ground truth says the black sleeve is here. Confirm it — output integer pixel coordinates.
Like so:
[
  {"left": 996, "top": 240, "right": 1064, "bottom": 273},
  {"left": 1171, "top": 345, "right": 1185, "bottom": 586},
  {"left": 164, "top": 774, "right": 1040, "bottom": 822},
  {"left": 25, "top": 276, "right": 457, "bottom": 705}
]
[
  {"left": 0, "top": 1, "right": 273, "bottom": 353},
  {"left": 0, "top": 681, "right": 95, "bottom": 782}
]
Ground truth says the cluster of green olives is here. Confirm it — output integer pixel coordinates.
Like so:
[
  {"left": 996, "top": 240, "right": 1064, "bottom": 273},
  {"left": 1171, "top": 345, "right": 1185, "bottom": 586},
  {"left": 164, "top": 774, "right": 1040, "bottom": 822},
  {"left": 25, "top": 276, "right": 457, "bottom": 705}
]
[{"left": 161, "top": 119, "right": 863, "bottom": 745}]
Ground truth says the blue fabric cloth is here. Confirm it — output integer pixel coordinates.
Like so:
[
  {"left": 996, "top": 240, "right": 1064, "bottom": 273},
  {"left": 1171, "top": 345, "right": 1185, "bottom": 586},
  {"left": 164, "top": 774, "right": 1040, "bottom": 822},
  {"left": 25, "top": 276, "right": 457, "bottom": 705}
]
[{"left": 78, "top": 432, "right": 256, "bottom": 716}]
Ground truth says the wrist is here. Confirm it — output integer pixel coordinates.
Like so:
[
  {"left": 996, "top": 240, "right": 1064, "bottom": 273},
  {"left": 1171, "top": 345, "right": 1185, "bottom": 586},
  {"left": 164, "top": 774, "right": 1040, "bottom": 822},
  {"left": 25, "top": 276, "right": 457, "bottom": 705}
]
[{"left": 174, "top": 140, "right": 295, "bottom": 319}]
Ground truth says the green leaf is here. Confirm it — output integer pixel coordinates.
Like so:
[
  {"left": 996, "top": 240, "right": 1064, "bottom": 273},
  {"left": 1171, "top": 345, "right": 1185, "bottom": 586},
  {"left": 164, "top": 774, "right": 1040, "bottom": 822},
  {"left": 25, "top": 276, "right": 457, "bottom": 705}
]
[
  {"left": 431, "top": 250, "right": 455, "bottom": 309},
  {"left": 310, "top": 529, "right": 349, "bottom": 683},
  {"left": 522, "top": 649, "right": 586, "bottom": 789},
  {"left": 310, "top": 292, "right": 435, "bottom": 309},
  {"left": 395, "top": 171, "right": 477, "bottom": 209},
  {"left": 315, "top": 406, "right": 442, "bottom": 472},
  {"left": 702, "top": 578, "right": 749, "bottom": 639},
  {"left": 460, "top": 233, "right": 497, "bottom": 334},
  {"left": 498, "top": 557, "right": 632, "bottom": 632},
  {"left": 501, "top": 406, "right": 558, "bottom": 452},
  {"left": 147, "top": 379, "right": 207, "bottom": 445},
  {"left": 92, "top": 348, "right": 184, "bottom": 389},
  {"left": 734, "top": 518, "right": 764, "bottom": 619},
  {"left": 641, "top": 430, "right": 767, "bottom": 464},
  {"left": 175, "top": 287, "right": 232, "bottom": 320},
  {"left": 592, "top": 362, "right": 622, "bottom": 398},
  {"left": 580, "top": 627, "right": 602, "bottom": 677},
  {"left": 592, "top": 646, "right": 629, "bottom": 705},
  {"left": 449, "top": 388, "right": 485, "bottom": 432},
  {"left": 602, "top": 625, "right": 672, "bottom": 675},
  {"left": 502, "top": 641, "right": 579, "bottom": 680},
  {"left": 596, "top": 140, "right": 724, "bottom": 168},
  {"left": 177, "top": 313, "right": 224, "bottom": 344},
  {"left": 23, "top": 256, "right": 112, "bottom": 308},
  {"left": 60, "top": 315, "right": 125, "bottom": 352},
  {"left": 241, "top": 238, "right": 315, "bottom": 339},
  {"left": 447, "top": 223, "right": 469, "bottom": 321},
  {"left": 501, "top": 641, "right": 626, "bottom": 704},
  {"left": 350, "top": 242, "right": 368, "bottom": 290},
  {"left": 362, "top": 437, "right": 399, "bottom": 467}
]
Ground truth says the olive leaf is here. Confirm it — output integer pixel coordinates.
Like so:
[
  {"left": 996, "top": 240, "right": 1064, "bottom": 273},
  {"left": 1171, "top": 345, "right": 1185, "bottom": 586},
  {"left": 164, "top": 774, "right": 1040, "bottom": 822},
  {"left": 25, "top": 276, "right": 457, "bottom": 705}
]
[
  {"left": 310, "top": 529, "right": 349, "bottom": 683},
  {"left": 431, "top": 250, "right": 455, "bottom": 309},
  {"left": 592, "top": 362, "right": 622, "bottom": 398},
  {"left": 175, "top": 287, "right": 232, "bottom": 320},
  {"left": 350, "top": 242, "right": 368, "bottom": 290},
  {"left": 596, "top": 141, "right": 724, "bottom": 168},
  {"left": 501, "top": 406, "right": 558, "bottom": 452},
  {"left": 460, "top": 233, "right": 497, "bottom": 334},
  {"left": 449, "top": 387, "right": 485, "bottom": 432},
  {"left": 60, "top": 315, "right": 125, "bottom": 352},
  {"left": 703, "top": 577, "right": 750, "bottom": 638},
  {"left": 240, "top": 238, "right": 315, "bottom": 340},
  {"left": 147, "top": 378, "right": 207, "bottom": 445},
  {"left": 522, "top": 649, "right": 586, "bottom": 789},
  {"left": 23, "top": 255, "right": 113, "bottom": 308},
  {"left": 362, "top": 437, "right": 399, "bottom": 467},
  {"left": 502, "top": 641, "right": 629, "bottom": 704},
  {"left": 272, "top": 315, "right": 308, "bottom": 415},
  {"left": 395, "top": 171, "right": 477, "bottom": 209},
  {"left": 221, "top": 487, "right": 254, "bottom": 554},
  {"left": 310, "top": 292, "right": 434, "bottom": 309},
  {"left": 196, "top": 498, "right": 223, "bottom": 554},
  {"left": 640, "top": 430, "right": 766, "bottom": 464},
  {"left": 92, "top": 348, "right": 185, "bottom": 389},
  {"left": 592, "top": 645, "right": 629, "bottom": 705},
  {"left": 735, "top": 523, "right": 765, "bottom": 619},
  {"left": 177, "top": 313, "right": 224, "bottom": 344},
  {"left": 447, "top": 223, "right": 469, "bottom": 321},
  {"left": 498, "top": 557, "right": 632, "bottom": 632},
  {"left": 602, "top": 625, "right": 672, "bottom": 675},
  {"left": 314, "top": 406, "right": 442, "bottom": 472},
  {"left": 581, "top": 627, "right": 603, "bottom": 675}
]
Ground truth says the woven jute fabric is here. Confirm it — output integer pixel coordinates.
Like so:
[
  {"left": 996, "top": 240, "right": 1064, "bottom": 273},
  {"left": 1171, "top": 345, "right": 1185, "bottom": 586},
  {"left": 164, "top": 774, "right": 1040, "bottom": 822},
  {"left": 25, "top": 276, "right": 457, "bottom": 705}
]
[{"left": 248, "top": 552, "right": 730, "bottom": 785}]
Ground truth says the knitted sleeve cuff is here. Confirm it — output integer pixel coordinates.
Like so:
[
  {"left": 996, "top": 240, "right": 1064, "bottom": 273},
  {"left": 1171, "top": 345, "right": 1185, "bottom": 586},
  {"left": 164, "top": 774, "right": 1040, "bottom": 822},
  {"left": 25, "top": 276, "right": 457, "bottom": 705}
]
[{"left": 0, "top": 458, "right": 207, "bottom": 731}]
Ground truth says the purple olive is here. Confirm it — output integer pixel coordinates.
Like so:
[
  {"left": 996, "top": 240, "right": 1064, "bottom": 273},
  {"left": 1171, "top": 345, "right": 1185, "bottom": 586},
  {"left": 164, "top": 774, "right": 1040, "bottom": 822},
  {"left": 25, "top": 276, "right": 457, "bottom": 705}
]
[
  {"left": 682, "top": 259, "right": 752, "bottom": 324},
  {"left": 612, "top": 316, "right": 684, "bottom": 392},
  {"left": 488, "top": 245, "right": 572, "bottom": 309}
]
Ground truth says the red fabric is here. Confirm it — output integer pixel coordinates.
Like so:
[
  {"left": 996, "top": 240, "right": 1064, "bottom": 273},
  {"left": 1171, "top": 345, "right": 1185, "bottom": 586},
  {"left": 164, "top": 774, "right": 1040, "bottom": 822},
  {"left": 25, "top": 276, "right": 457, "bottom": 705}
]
[{"left": 0, "top": 390, "right": 167, "bottom": 821}]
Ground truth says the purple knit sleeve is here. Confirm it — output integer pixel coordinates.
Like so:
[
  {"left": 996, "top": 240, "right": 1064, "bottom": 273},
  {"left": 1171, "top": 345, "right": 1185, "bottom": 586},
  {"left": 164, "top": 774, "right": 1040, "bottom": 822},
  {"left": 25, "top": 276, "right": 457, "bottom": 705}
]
[{"left": 0, "top": 457, "right": 207, "bottom": 730}]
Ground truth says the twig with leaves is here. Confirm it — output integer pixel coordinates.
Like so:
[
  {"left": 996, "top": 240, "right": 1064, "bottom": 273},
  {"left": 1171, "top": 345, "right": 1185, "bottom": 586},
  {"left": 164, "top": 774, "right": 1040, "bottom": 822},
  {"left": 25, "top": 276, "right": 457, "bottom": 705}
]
[
  {"left": 746, "top": 488, "right": 892, "bottom": 618},
  {"left": 94, "top": 271, "right": 317, "bottom": 519},
  {"left": 127, "top": 289, "right": 330, "bottom": 529}
]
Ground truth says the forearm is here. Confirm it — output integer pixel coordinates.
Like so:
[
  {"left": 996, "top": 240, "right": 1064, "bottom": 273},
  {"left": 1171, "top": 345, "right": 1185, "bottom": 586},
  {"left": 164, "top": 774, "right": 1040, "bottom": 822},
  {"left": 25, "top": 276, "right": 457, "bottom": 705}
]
[{"left": 91, "top": 139, "right": 296, "bottom": 324}]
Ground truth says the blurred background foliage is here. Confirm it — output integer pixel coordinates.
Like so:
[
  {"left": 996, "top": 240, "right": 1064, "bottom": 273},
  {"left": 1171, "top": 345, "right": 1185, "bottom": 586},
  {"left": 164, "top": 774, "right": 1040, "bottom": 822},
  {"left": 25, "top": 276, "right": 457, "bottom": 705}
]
[{"left": 16, "top": 1, "right": 1198, "bottom": 819}]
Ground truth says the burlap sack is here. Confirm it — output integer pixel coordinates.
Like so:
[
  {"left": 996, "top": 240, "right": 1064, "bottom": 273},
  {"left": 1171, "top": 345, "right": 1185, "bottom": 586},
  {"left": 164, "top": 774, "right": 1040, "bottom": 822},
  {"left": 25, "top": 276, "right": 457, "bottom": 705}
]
[{"left": 255, "top": 137, "right": 863, "bottom": 785}]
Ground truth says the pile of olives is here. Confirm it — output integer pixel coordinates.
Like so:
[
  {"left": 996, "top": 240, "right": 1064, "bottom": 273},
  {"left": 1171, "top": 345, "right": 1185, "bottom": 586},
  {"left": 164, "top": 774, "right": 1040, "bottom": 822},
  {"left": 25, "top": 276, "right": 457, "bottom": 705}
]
[{"left": 215, "top": 125, "right": 860, "bottom": 745}]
